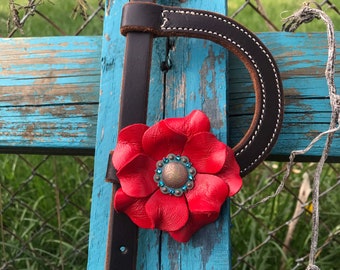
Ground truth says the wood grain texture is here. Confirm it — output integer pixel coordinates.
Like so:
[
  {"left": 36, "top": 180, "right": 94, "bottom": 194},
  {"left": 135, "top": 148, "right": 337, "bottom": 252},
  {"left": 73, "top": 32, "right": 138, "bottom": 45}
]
[
  {"left": 156, "top": 1, "right": 232, "bottom": 268},
  {"left": 229, "top": 32, "right": 340, "bottom": 160},
  {"left": 0, "top": 36, "right": 101, "bottom": 154},
  {"left": 87, "top": 1, "right": 126, "bottom": 268},
  {"left": 0, "top": 0, "right": 337, "bottom": 266},
  {"left": 0, "top": 18, "right": 339, "bottom": 270},
  {"left": 0, "top": 33, "right": 338, "bottom": 159},
  {"left": 130, "top": 1, "right": 231, "bottom": 269}
]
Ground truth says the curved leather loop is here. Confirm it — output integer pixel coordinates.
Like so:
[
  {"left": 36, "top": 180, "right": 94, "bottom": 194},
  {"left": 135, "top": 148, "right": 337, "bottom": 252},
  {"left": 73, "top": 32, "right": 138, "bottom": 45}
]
[{"left": 121, "top": 2, "right": 284, "bottom": 176}]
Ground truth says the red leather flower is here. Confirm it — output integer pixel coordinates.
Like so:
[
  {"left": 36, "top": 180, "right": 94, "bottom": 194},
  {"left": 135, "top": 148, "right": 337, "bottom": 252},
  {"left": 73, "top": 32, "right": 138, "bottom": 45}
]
[{"left": 112, "top": 110, "right": 242, "bottom": 242}]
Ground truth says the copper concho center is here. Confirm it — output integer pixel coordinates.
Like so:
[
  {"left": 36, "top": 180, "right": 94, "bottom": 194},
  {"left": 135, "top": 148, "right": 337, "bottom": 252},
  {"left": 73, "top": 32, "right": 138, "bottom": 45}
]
[{"left": 162, "top": 162, "right": 188, "bottom": 188}]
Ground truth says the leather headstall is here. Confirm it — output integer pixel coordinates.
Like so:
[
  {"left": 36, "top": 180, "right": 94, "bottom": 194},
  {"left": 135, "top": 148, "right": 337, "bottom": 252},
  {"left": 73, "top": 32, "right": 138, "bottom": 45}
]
[
  {"left": 120, "top": 2, "right": 284, "bottom": 176},
  {"left": 106, "top": 2, "right": 284, "bottom": 270}
]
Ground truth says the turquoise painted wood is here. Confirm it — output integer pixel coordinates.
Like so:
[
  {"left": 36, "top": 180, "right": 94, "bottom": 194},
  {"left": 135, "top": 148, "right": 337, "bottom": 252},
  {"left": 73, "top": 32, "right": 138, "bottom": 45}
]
[
  {"left": 229, "top": 33, "right": 340, "bottom": 161},
  {"left": 0, "top": 2, "right": 339, "bottom": 269},
  {"left": 0, "top": 33, "right": 339, "bottom": 158},
  {"left": 86, "top": 1, "right": 126, "bottom": 268},
  {"left": 89, "top": 0, "right": 232, "bottom": 269},
  {"left": 0, "top": 36, "right": 101, "bottom": 154},
  {"left": 137, "top": 1, "right": 231, "bottom": 269},
  {"left": 157, "top": 1, "right": 231, "bottom": 268}
]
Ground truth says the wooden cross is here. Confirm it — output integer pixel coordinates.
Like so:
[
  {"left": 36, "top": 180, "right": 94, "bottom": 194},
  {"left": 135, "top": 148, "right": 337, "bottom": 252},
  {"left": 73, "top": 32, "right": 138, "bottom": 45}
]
[{"left": 0, "top": 0, "right": 339, "bottom": 269}]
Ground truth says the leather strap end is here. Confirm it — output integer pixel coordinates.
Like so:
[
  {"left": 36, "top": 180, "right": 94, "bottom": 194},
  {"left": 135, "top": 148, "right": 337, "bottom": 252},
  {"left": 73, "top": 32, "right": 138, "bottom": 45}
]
[
  {"left": 121, "top": 2, "right": 163, "bottom": 36},
  {"left": 106, "top": 151, "right": 120, "bottom": 185}
]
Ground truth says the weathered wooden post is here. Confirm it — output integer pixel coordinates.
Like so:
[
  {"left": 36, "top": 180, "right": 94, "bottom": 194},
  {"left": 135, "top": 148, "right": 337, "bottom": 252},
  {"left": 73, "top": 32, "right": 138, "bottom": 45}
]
[
  {"left": 88, "top": 0, "right": 284, "bottom": 269},
  {"left": 0, "top": 1, "right": 338, "bottom": 269},
  {"left": 88, "top": 1, "right": 234, "bottom": 269}
]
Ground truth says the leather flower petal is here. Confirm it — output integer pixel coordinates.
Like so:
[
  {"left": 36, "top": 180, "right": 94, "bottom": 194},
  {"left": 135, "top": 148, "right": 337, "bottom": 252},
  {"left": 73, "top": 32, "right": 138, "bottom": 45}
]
[
  {"left": 114, "top": 189, "right": 153, "bottom": 228},
  {"left": 112, "top": 124, "right": 148, "bottom": 171},
  {"left": 167, "top": 174, "right": 229, "bottom": 242},
  {"left": 116, "top": 154, "right": 158, "bottom": 198},
  {"left": 145, "top": 190, "right": 189, "bottom": 231},
  {"left": 164, "top": 110, "right": 210, "bottom": 138},
  {"left": 112, "top": 110, "right": 243, "bottom": 243},
  {"left": 217, "top": 147, "right": 243, "bottom": 196},
  {"left": 182, "top": 132, "right": 226, "bottom": 174},
  {"left": 185, "top": 174, "right": 229, "bottom": 213},
  {"left": 142, "top": 121, "right": 187, "bottom": 161}
]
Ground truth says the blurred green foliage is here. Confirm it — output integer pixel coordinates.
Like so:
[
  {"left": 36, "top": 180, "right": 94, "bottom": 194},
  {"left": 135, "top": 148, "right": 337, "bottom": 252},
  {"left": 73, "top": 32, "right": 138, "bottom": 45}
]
[
  {"left": 0, "top": 0, "right": 103, "bottom": 37},
  {"left": 0, "top": 0, "right": 339, "bottom": 269}
]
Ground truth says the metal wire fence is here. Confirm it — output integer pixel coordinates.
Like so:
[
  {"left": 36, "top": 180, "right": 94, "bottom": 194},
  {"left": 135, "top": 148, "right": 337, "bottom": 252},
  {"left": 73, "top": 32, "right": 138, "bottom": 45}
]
[
  {"left": 0, "top": 0, "right": 339, "bottom": 269},
  {"left": 230, "top": 162, "right": 340, "bottom": 269},
  {"left": 3, "top": 0, "right": 104, "bottom": 37},
  {"left": 0, "top": 155, "right": 94, "bottom": 269},
  {"left": 0, "top": 1, "right": 103, "bottom": 269},
  {"left": 229, "top": 1, "right": 340, "bottom": 269}
]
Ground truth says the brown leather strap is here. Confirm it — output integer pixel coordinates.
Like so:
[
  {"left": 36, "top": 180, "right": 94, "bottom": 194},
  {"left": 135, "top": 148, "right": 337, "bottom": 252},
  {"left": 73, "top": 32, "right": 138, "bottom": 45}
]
[
  {"left": 106, "top": 153, "right": 138, "bottom": 270},
  {"left": 106, "top": 1, "right": 157, "bottom": 269},
  {"left": 121, "top": 2, "right": 284, "bottom": 176},
  {"left": 107, "top": 2, "right": 284, "bottom": 269}
]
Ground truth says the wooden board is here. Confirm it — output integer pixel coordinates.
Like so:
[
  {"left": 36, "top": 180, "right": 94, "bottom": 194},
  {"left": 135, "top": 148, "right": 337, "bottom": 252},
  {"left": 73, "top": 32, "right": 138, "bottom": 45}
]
[
  {"left": 0, "top": 36, "right": 101, "bottom": 154},
  {"left": 0, "top": 33, "right": 339, "bottom": 159},
  {"left": 0, "top": 1, "right": 338, "bottom": 270},
  {"left": 138, "top": 1, "right": 231, "bottom": 268},
  {"left": 89, "top": 0, "right": 232, "bottom": 269},
  {"left": 229, "top": 33, "right": 340, "bottom": 161}
]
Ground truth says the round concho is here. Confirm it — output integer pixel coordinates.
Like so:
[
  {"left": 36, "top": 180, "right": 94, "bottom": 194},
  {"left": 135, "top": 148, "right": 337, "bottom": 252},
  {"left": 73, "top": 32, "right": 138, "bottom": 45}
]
[{"left": 154, "top": 154, "right": 196, "bottom": 197}]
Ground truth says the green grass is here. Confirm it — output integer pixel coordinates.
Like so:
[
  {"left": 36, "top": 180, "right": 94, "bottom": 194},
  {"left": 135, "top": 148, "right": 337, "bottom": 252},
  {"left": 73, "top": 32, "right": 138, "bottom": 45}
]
[
  {"left": 230, "top": 162, "right": 340, "bottom": 269},
  {"left": 0, "top": 0, "right": 339, "bottom": 269},
  {"left": 0, "top": 155, "right": 93, "bottom": 269}
]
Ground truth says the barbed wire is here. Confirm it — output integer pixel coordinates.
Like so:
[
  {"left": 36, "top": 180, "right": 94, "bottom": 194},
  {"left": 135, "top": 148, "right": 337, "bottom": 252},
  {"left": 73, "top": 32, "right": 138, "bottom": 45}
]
[
  {"left": 230, "top": 0, "right": 339, "bottom": 31},
  {"left": 6, "top": 0, "right": 104, "bottom": 37},
  {"left": 230, "top": 1, "right": 339, "bottom": 269},
  {"left": 1, "top": 1, "right": 101, "bottom": 268},
  {"left": 0, "top": 0, "right": 339, "bottom": 269},
  {"left": 283, "top": 4, "right": 338, "bottom": 269}
]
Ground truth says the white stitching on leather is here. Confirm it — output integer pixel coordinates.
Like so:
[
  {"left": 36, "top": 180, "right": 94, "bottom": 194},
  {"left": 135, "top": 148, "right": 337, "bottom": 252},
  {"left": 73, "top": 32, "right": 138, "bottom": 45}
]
[{"left": 161, "top": 9, "right": 282, "bottom": 174}]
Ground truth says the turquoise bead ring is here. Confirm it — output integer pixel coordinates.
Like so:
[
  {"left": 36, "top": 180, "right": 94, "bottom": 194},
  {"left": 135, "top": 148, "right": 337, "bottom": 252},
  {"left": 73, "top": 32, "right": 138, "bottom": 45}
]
[{"left": 154, "top": 154, "right": 196, "bottom": 196}]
